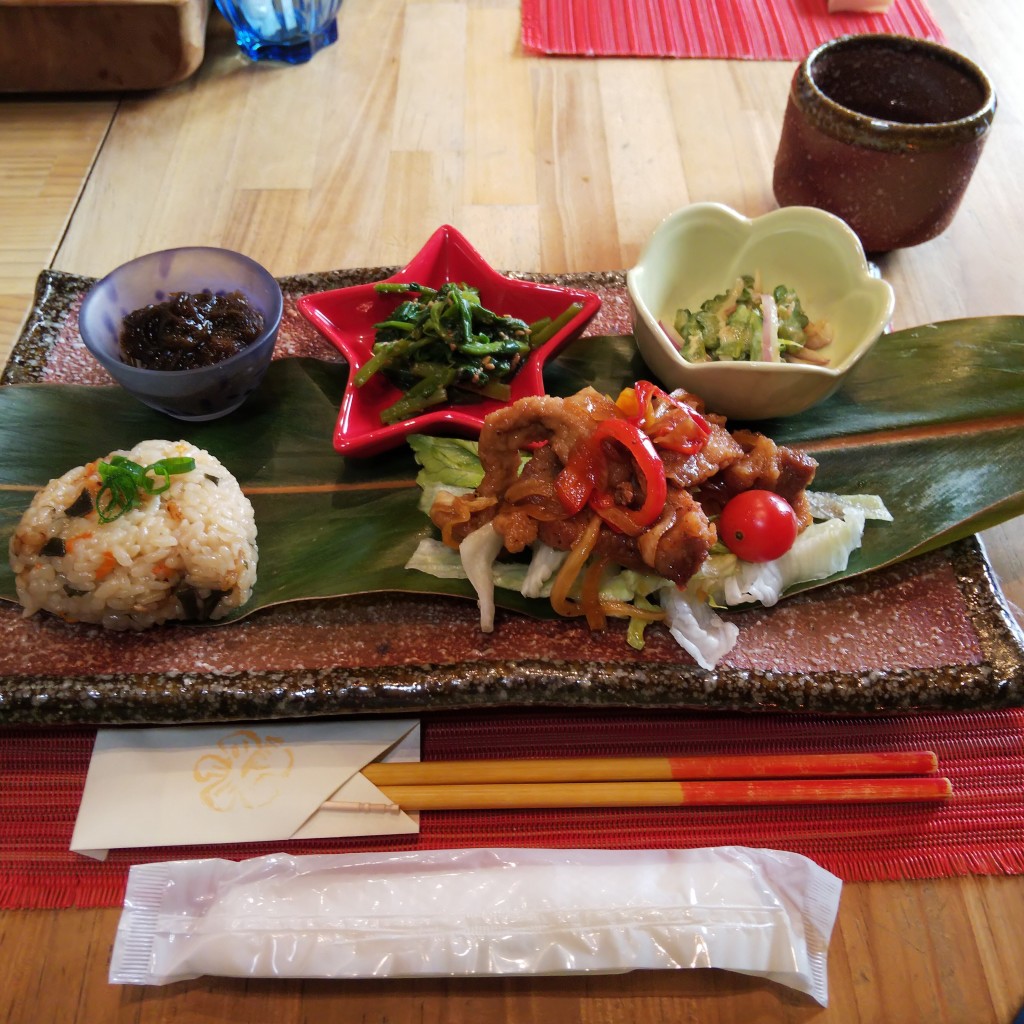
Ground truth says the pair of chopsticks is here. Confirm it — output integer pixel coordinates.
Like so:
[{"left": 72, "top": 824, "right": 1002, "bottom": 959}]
[{"left": 321, "top": 750, "right": 952, "bottom": 813}]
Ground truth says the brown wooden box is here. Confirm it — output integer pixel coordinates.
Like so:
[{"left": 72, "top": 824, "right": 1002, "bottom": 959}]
[{"left": 0, "top": 0, "right": 208, "bottom": 93}]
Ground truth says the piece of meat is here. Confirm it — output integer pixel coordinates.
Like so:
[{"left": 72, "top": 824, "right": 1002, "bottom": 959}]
[
  {"left": 660, "top": 421, "right": 746, "bottom": 490},
  {"left": 725, "top": 430, "right": 817, "bottom": 497},
  {"left": 489, "top": 444, "right": 565, "bottom": 553},
  {"left": 476, "top": 388, "right": 617, "bottom": 500},
  {"left": 695, "top": 429, "right": 817, "bottom": 526},
  {"left": 537, "top": 489, "right": 715, "bottom": 586}
]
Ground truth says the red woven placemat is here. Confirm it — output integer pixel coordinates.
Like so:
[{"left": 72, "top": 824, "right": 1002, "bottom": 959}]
[
  {"left": 3, "top": 707, "right": 1023, "bottom": 910},
  {"left": 521, "top": 0, "right": 945, "bottom": 60}
]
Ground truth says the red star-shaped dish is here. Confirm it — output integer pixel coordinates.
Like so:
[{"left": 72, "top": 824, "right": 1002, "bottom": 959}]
[{"left": 297, "top": 225, "right": 601, "bottom": 457}]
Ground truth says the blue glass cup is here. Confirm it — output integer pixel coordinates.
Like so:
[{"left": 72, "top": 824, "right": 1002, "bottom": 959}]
[{"left": 215, "top": 0, "right": 343, "bottom": 64}]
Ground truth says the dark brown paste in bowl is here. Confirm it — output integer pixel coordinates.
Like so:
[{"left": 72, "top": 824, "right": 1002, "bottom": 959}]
[{"left": 120, "top": 290, "right": 265, "bottom": 371}]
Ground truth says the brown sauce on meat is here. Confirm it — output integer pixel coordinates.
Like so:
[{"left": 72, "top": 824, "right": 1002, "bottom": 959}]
[{"left": 120, "top": 290, "right": 265, "bottom": 371}]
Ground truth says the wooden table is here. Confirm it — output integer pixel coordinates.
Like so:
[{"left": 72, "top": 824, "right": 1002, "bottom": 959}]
[{"left": 2, "top": 1, "right": 1023, "bottom": 1021}]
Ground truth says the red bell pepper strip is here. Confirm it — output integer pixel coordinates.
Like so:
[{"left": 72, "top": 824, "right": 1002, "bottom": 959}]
[
  {"left": 587, "top": 417, "right": 667, "bottom": 535},
  {"left": 630, "top": 378, "right": 712, "bottom": 454},
  {"left": 557, "top": 383, "right": 695, "bottom": 534},
  {"left": 554, "top": 417, "right": 668, "bottom": 535},
  {"left": 553, "top": 437, "right": 600, "bottom": 515},
  {"left": 621, "top": 381, "right": 711, "bottom": 456}
]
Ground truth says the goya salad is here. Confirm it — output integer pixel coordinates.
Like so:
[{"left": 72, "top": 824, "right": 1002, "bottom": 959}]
[{"left": 673, "top": 274, "right": 833, "bottom": 365}]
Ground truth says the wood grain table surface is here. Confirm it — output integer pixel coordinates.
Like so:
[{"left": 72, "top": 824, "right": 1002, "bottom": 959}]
[{"left": 1, "top": 1, "right": 1023, "bottom": 1021}]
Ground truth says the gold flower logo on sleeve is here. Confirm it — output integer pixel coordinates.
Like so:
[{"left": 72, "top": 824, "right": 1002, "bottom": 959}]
[{"left": 193, "top": 729, "right": 295, "bottom": 811}]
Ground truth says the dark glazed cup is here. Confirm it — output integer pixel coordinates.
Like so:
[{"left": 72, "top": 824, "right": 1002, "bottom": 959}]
[{"left": 773, "top": 34, "right": 996, "bottom": 253}]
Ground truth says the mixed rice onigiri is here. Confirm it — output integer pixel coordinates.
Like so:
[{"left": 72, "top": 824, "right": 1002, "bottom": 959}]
[{"left": 9, "top": 439, "right": 257, "bottom": 631}]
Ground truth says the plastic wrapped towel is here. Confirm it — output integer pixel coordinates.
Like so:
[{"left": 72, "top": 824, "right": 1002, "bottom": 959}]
[{"left": 109, "top": 846, "right": 842, "bottom": 1004}]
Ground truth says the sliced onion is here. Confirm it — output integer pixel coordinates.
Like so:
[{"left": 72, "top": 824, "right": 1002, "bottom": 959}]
[
  {"left": 550, "top": 515, "right": 602, "bottom": 618},
  {"left": 505, "top": 476, "right": 556, "bottom": 504},
  {"left": 434, "top": 492, "right": 496, "bottom": 548},
  {"left": 580, "top": 557, "right": 609, "bottom": 630},
  {"left": 658, "top": 320, "right": 685, "bottom": 349},
  {"left": 637, "top": 505, "right": 674, "bottom": 567},
  {"left": 501, "top": 474, "right": 565, "bottom": 523},
  {"left": 759, "top": 293, "right": 780, "bottom": 362}
]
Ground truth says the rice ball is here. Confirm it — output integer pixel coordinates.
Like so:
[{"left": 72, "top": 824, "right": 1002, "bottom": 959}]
[{"left": 9, "top": 439, "right": 258, "bottom": 630}]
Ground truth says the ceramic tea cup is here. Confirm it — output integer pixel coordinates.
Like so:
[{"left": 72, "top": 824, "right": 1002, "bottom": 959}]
[{"left": 772, "top": 34, "right": 996, "bottom": 253}]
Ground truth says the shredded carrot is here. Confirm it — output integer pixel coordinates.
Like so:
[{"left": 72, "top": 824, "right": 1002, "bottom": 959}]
[
  {"left": 94, "top": 551, "right": 118, "bottom": 581},
  {"left": 152, "top": 560, "right": 177, "bottom": 580},
  {"left": 65, "top": 532, "right": 93, "bottom": 555}
]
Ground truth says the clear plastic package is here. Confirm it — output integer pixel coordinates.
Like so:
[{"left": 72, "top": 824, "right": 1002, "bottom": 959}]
[{"left": 109, "top": 846, "right": 841, "bottom": 1005}]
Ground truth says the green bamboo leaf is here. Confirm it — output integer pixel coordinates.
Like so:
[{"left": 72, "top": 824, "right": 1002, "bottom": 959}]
[
  {"left": 0, "top": 317, "right": 1021, "bottom": 622},
  {"left": 785, "top": 425, "right": 1024, "bottom": 594},
  {"left": 756, "top": 316, "right": 1024, "bottom": 442}
]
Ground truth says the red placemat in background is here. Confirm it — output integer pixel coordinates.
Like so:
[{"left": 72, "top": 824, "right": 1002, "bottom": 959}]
[
  {"left": 3, "top": 707, "right": 1024, "bottom": 911},
  {"left": 521, "top": 0, "right": 944, "bottom": 60}
]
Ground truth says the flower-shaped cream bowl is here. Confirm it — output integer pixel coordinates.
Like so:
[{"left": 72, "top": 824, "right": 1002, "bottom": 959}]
[{"left": 627, "top": 203, "right": 895, "bottom": 420}]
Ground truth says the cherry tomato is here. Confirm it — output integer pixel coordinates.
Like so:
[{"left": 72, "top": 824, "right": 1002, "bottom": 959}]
[{"left": 718, "top": 490, "right": 799, "bottom": 563}]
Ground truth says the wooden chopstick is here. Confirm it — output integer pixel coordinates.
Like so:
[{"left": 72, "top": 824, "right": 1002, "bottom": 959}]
[
  {"left": 362, "top": 750, "right": 939, "bottom": 787},
  {"left": 321, "top": 776, "right": 952, "bottom": 813},
  {"left": 320, "top": 751, "right": 951, "bottom": 814}
]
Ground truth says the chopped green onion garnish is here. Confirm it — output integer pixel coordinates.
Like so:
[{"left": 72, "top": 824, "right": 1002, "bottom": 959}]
[{"left": 95, "top": 456, "right": 197, "bottom": 523}]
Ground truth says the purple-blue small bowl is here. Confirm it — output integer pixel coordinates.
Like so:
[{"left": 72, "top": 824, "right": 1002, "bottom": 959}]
[{"left": 78, "top": 247, "right": 284, "bottom": 421}]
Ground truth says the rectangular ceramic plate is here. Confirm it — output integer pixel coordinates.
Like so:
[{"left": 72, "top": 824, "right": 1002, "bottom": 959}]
[{"left": 1, "top": 269, "right": 1022, "bottom": 726}]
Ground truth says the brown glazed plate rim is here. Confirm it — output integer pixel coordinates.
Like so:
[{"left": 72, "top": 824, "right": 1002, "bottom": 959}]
[
  {"left": 795, "top": 33, "right": 997, "bottom": 150},
  {"left": 1, "top": 268, "right": 1023, "bottom": 725}
]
